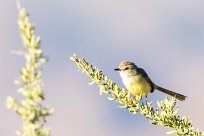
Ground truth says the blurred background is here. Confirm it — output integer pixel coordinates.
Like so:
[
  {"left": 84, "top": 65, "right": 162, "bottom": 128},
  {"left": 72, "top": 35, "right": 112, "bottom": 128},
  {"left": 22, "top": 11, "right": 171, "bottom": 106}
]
[{"left": 0, "top": 0, "right": 204, "bottom": 136}]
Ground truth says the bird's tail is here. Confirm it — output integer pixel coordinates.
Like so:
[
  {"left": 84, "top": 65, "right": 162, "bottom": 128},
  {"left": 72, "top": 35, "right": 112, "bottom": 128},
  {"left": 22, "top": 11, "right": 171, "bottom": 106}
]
[{"left": 154, "top": 84, "right": 186, "bottom": 101}]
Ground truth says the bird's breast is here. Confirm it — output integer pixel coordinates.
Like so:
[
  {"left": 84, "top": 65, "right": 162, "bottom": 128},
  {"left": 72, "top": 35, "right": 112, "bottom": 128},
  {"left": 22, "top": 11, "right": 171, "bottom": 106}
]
[{"left": 120, "top": 73, "right": 151, "bottom": 96}]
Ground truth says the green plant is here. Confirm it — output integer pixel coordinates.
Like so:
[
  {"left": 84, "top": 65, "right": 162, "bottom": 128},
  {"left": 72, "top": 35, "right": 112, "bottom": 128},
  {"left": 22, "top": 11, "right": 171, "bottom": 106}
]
[
  {"left": 7, "top": 5, "right": 53, "bottom": 136},
  {"left": 70, "top": 54, "right": 204, "bottom": 136}
]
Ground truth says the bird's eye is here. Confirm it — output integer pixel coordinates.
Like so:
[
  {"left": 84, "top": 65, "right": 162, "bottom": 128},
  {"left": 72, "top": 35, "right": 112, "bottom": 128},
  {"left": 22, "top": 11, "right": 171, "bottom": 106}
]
[{"left": 124, "top": 67, "right": 129, "bottom": 70}]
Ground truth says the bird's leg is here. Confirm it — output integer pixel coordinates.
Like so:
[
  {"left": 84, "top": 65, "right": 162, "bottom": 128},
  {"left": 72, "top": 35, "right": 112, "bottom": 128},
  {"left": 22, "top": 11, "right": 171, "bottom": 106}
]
[{"left": 145, "top": 95, "right": 148, "bottom": 104}]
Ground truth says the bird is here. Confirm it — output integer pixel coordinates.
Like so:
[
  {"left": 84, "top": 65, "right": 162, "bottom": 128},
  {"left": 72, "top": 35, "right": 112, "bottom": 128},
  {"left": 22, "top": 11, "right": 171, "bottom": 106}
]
[{"left": 114, "top": 61, "right": 186, "bottom": 102}]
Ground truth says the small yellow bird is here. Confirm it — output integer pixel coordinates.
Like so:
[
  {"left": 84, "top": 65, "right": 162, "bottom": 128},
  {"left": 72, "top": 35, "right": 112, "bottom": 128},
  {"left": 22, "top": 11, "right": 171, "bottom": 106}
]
[{"left": 114, "top": 61, "right": 186, "bottom": 102}]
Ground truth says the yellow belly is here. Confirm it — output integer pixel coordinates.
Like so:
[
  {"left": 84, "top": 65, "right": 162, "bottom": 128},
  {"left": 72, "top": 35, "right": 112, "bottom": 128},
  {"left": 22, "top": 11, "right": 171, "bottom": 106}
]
[
  {"left": 127, "top": 81, "right": 151, "bottom": 96},
  {"left": 122, "top": 74, "right": 151, "bottom": 96}
]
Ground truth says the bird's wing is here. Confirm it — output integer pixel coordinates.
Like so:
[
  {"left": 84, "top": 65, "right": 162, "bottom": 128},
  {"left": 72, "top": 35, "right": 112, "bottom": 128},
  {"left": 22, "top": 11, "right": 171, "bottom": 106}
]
[{"left": 137, "top": 68, "right": 154, "bottom": 93}]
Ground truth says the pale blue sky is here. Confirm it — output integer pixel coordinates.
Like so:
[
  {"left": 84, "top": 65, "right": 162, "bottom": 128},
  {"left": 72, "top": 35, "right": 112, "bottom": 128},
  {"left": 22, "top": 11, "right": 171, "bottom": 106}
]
[{"left": 0, "top": 0, "right": 204, "bottom": 136}]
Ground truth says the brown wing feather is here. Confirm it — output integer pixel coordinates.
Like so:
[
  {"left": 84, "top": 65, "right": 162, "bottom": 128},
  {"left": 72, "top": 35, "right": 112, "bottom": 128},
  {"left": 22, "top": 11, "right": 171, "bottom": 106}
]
[{"left": 137, "top": 68, "right": 154, "bottom": 93}]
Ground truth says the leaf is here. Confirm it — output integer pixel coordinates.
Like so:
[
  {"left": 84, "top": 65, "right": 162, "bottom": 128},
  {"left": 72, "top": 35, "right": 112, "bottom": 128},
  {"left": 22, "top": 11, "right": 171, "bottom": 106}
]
[
  {"left": 166, "top": 130, "right": 176, "bottom": 135},
  {"left": 99, "top": 85, "right": 106, "bottom": 95},
  {"left": 88, "top": 81, "right": 95, "bottom": 86},
  {"left": 108, "top": 97, "right": 115, "bottom": 101}
]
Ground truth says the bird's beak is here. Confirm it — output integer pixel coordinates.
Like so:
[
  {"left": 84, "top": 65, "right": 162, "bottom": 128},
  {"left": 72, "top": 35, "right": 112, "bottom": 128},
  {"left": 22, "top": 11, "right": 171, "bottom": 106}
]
[{"left": 114, "top": 68, "right": 120, "bottom": 71}]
